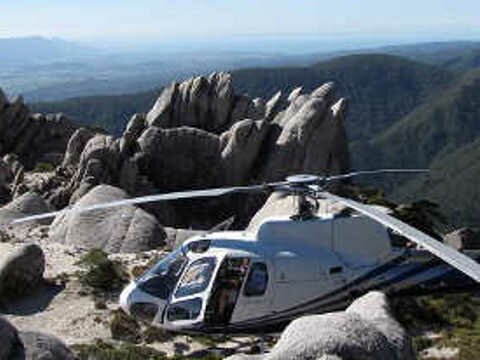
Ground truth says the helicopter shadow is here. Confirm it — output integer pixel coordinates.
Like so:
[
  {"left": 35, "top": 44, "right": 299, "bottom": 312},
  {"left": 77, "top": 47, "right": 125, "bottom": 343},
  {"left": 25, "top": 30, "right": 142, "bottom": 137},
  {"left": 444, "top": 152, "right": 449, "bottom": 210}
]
[{"left": 0, "top": 281, "right": 64, "bottom": 316}]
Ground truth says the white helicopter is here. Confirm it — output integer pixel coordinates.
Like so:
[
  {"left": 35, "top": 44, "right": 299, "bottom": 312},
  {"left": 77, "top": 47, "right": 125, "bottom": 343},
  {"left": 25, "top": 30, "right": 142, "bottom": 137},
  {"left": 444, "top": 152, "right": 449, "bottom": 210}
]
[{"left": 11, "top": 170, "right": 480, "bottom": 333}]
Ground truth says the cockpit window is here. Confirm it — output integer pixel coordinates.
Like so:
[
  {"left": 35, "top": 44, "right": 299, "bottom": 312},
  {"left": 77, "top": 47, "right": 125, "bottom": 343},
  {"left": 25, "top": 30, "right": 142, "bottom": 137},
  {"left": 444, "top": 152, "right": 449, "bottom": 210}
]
[
  {"left": 174, "top": 257, "right": 216, "bottom": 298},
  {"left": 244, "top": 262, "right": 268, "bottom": 296},
  {"left": 150, "top": 249, "right": 187, "bottom": 277},
  {"left": 137, "top": 249, "right": 187, "bottom": 299}
]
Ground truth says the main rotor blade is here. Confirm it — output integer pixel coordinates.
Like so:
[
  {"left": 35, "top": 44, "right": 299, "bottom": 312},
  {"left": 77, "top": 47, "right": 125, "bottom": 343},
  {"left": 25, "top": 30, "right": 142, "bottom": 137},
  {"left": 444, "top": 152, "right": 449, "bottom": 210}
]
[
  {"left": 316, "top": 189, "right": 480, "bottom": 283},
  {"left": 10, "top": 183, "right": 283, "bottom": 225},
  {"left": 325, "top": 168, "right": 429, "bottom": 181}
]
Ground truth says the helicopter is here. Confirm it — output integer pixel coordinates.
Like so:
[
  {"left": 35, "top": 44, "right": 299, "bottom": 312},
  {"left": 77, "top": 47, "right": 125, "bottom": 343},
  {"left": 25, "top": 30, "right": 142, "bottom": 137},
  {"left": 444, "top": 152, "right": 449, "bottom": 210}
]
[{"left": 10, "top": 169, "right": 480, "bottom": 333}]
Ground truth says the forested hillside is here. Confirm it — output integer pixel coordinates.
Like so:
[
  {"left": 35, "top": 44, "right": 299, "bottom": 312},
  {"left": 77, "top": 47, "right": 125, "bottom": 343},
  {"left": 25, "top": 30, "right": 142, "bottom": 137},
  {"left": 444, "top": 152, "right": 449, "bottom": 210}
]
[{"left": 31, "top": 88, "right": 161, "bottom": 135}]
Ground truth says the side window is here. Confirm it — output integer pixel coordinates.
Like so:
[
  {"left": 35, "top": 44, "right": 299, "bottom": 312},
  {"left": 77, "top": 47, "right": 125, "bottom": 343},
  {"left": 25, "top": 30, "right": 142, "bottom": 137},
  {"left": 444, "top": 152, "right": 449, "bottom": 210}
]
[
  {"left": 244, "top": 262, "right": 268, "bottom": 297},
  {"left": 174, "top": 257, "right": 216, "bottom": 298}
]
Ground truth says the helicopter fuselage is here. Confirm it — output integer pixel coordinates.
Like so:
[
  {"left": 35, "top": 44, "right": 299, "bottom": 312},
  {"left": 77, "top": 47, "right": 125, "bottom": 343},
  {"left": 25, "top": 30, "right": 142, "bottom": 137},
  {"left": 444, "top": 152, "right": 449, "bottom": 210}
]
[{"left": 119, "top": 212, "right": 479, "bottom": 332}]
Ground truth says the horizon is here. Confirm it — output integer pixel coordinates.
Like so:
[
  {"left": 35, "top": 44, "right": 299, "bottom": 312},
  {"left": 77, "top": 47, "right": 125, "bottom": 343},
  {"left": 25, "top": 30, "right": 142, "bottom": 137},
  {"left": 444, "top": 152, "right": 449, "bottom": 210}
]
[{"left": 1, "top": 0, "right": 480, "bottom": 52}]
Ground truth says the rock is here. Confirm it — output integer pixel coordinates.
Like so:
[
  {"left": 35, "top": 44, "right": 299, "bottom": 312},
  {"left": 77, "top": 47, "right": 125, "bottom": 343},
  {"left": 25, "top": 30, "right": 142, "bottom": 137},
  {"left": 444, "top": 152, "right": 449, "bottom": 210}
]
[
  {"left": 0, "top": 318, "right": 75, "bottom": 360},
  {"left": 262, "top": 82, "right": 348, "bottom": 181},
  {"left": 287, "top": 87, "right": 303, "bottom": 103},
  {"left": 147, "top": 72, "right": 240, "bottom": 133},
  {"left": 0, "top": 316, "right": 21, "bottom": 360},
  {"left": 253, "top": 291, "right": 414, "bottom": 360},
  {"left": 138, "top": 126, "right": 223, "bottom": 189},
  {"left": 164, "top": 227, "right": 205, "bottom": 248},
  {"left": 221, "top": 119, "right": 271, "bottom": 185},
  {"left": 264, "top": 91, "right": 284, "bottom": 121},
  {"left": 0, "top": 243, "right": 45, "bottom": 301},
  {"left": 0, "top": 88, "right": 7, "bottom": 110},
  {"left": 61, "top": 127, "right": 96, "bottom": 169},
  {"left": 18, "top": 331, "right": 76, "bottom": 360},
  {"left": 23, "top": 74, "right": 350, "bottom": 229},
  {"left": 0, "top": 91, "right": 77, "bottom": 169},
  {"left": 0, "top": 158, "right": 13, "bottom": 185},
  {"left": 346, "top": 291, "right": 414, "bottom": 359},
  {"left": 146, "top": 81, "right": 179, "bottom": 127},
  {"left": 267, "top": 312, "right": 397, "bottom": 360},
  {"left": 49, "top": 185, "right": 166, "bottom": 253},
  {"left": 444, "top": 227, "right": 480, "bottom": 250},
  {"left": 0, "top": 159, "right": 12, "bottom": 204},
  {"left": 74, "top": 134, "right": 120, "bottom": 185},
  {"left": 0, "top": 192, "right": 52, "bottom": 239}
]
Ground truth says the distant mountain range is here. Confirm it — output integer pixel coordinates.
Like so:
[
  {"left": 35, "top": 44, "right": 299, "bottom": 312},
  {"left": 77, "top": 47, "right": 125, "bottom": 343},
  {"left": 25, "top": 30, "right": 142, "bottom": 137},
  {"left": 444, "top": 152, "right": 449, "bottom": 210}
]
[
  {"left": 0, "top": 36, "right": 92, "bottom": 64},
  {"left": 21, "top": 42, "right": 480, "bottom": 228}
]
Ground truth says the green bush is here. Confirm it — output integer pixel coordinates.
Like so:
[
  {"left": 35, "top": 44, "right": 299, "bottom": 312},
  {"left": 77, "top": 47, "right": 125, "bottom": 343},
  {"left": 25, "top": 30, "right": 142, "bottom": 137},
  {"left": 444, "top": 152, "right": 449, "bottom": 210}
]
[
  {"left": 73, "top": 340, "right": 167, "bottom": 360},
  {"left": 76, "top": 249, "right": 128, "bottom": 293},
  {"left": 33, "top": 162, "right": 55, "bottom": 173}
]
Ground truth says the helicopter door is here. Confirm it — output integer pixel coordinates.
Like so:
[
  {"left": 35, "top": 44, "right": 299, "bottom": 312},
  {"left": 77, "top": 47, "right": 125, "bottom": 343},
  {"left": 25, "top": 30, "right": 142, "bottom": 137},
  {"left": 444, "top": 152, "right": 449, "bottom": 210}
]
[
  {"left": 204, "top": 257, "right": 250, "bottom": 326},
  {"left": 229, "top": 260, "right": 273, "bottom": 323}
]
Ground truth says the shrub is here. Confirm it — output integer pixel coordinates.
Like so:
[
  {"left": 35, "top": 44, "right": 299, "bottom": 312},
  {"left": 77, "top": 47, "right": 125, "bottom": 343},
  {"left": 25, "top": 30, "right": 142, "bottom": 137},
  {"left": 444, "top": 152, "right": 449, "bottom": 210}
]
[
  {"left": 110, "top": 309, "right": 141, "bottom": 343},
  {"left": 33, "top": 162, "right": 55, "bottom": 173},
  {"left": 76, "top": 249, "right": 128, "bottom": 293},
  {"left": 72, "top": 340, "right": 167, "bottom": 360}
]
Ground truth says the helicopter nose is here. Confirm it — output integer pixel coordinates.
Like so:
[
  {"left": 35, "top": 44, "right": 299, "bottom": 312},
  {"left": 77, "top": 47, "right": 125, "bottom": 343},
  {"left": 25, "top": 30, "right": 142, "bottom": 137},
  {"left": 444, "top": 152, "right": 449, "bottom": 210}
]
[{"left": 119, "top": 282, "right": 166, "bottom": 324}]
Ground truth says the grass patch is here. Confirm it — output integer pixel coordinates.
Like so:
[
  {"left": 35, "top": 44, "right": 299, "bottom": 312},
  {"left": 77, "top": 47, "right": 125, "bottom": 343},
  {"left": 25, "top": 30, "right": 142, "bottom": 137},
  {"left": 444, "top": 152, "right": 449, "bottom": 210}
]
[
  {"left": 73, "top": 340, "right": 167, "bottom": 360},
  {"left": 393, "top": 293, "right": 480, "bottom": 359},
  {"left": 72, "top": 339, "right": 224, "bottom": 359},
  {"left": 33, "top": 162, "right": 55, "bottom": 173},
  {"left": 110, "top": 309, "right": 142, "bottom": 343},
  {"left": 76, "top": 249, "right": 128, "bottom": 294}
]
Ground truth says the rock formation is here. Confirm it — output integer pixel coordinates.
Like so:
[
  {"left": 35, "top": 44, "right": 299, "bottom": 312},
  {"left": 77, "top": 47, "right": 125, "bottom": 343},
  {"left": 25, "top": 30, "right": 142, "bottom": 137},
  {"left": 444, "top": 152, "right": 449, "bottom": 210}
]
[
  {"left": 0, "top": 317, "right": 75, "bottom": 360},
  {"left": 226, "top": 291, "right": 414, "bottom": 360},
  {"left": 0, "top": 89, "right": 77, "bottom": 169},
  {"left": 1, "top": 71, "right": 349, "bottom": 240},
  {"left": 12, "top": 72, "right": 349, "bottom": 229},
  {"left": 0, "top": 243, "right": 45, "bottom": 302},
  {"left": 49, "top": 184, "right": 167, "bottom": 253}
]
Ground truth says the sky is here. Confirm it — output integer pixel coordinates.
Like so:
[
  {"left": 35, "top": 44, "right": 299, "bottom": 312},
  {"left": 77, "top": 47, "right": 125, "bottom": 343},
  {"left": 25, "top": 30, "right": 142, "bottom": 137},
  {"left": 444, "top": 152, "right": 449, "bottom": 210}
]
[{"left": 1, "top": 0, "right": 479, "bottom": 48}]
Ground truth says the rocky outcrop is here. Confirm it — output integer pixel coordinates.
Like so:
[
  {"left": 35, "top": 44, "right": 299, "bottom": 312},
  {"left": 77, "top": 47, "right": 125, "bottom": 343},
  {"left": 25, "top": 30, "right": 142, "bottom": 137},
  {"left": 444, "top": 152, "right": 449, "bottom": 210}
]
[
  {"left": 49, "top": 185, "right": 167, "bottom": 253},
  {"left": 146, "top": 72, "right": 264, "bottom": 133},
  {"left": 13, "top": 72, "right": 350, "bottom": 230},
  {"left": 0, "top": 243, "right": 45, "bottom": 302},
  {"left": 0, "top": 89, "right": 77, "bottom": 169},
  {"left": 0, "top": 317, "right": 75, "bottom": 360},
  {"left": 226, "top": 291, "right": 414, "bottom": 360}
]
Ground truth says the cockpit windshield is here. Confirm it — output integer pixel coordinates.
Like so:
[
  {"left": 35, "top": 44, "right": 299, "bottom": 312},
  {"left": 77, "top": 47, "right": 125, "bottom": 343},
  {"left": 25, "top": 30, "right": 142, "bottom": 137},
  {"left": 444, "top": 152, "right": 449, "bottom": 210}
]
[
  {"left": 137, "top": 248, "right": 188, "bottom": 299},
  {"left": 150, "top": 249, "right": 187, "bottom": 277}
]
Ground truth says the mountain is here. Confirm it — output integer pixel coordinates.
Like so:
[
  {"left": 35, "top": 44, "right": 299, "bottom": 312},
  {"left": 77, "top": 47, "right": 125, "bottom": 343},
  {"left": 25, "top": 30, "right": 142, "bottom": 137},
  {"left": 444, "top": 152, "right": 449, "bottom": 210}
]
[
  {"left": 364, "top": 68, "right": 480, "bottom": 168},
  {"left": 396, "top": 138, "right": 480, "bottom": 227},
  {"left": 31, "top": 89, "right": 161, "bottom": 135},
  {"left": 233, "top": 54, "right": 453, "bottom": 143},
  {"left": 0, "top": 36, "right": 91, "bottom": 64},
  {"left": 31, "top": 54, "right": 454, "bottom": 139},
  {"left": 356, "top": 68, "right": 480, "bottom": 227},
  {"left": 374, "top": 41, "right": 480, "bottom": 71}
]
